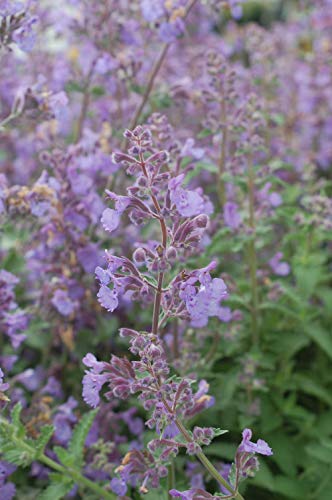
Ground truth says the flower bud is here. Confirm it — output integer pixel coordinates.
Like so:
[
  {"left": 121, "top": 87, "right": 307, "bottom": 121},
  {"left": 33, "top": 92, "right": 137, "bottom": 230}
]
[
  {"left": 133, "top": 247, "right": 146, "bottom": 263},
  {"left": 195, "top": 214, "right": 209, "bottom": 228}
]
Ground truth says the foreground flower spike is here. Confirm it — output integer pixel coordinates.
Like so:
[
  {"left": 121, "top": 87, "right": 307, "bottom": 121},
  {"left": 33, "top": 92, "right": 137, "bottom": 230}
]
[{"left": 80, "top": 123, "right": 268, "bottom": 499}]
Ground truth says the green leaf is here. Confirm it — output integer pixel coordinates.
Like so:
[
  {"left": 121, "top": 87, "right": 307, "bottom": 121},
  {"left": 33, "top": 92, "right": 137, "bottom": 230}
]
[
  {"left": 186, "top": 161, "right": 218, "bottom": 182},
  {"left": 250, "top": 460, "right": 275, "bottom": 491},
  {"left": 305, "top": 441, "right": 332, "bottom": 464},
  {"left": 305, "top": 323, "right": 332, "bottom": 360},
  {"left": 53, "top": 446, "right": 75, "bottom": 468},
  {"left": 212, "top": 428, "right": 229, "bottom": 437},
  {"left": 38, "top": 475, "right": 74, "bottom": 500},
  {"left": 65, "top": 81, "right": 84, "bottom": 93},
  {"left": 197, "top": 128, "right": 213, "bottom": 138},
  {"left": 205, "top": 442, "right": 237, "bottom": 461},
  {"left": 228, "top": 462, "right": 237, "bottom": 489},
  {"left": 272, "top": 475, "right": 309, "bottom": 498},
  {"left": 68, "top": 409, "right": 98, "bottom": 466},
  {"left": 259, "top": 302, "right": 300, "bottom": 321},
  {"left": 2, "top": 447, "right": 31, "bottom": 467},
  {"left": 91, "top": 85, "right": 105, "bottom": 96},
  {"left": 34, "top": 425, "right": 55, "bottom": 454},
  {"left": 266, "top": 432, "right": 297, "bottom": 477},
  {"left": 11, "top": 403, "right": 26, "bottom": 439},
  {"left": 293, "top": 374, "right": 332, "bottom": 406}
]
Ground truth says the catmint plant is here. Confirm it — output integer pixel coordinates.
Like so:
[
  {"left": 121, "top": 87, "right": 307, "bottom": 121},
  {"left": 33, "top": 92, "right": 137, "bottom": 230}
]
[
  {"left": 1, "top": 1, "right": 331, "bottom": 499},
  {"left": 82, "top": 124, "right": 272, "bottom": 498}
]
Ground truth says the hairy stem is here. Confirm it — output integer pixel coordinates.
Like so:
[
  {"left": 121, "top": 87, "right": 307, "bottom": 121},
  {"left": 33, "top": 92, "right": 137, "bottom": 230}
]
[
  {"left": 0, "top": 419, "right": 115, "bottom": 500},
  {"left": 152, "top": 271, "right": 164, "bottom": 335},
  {"left": 40, "top": 454, "right": 115, "bottom": 499},
  {"left": 174, "top": 417, "right": 244, "bottom": 500}
]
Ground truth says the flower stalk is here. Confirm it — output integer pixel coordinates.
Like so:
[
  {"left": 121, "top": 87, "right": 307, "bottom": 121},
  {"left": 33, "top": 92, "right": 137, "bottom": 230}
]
[{"left": 247, "top": 153, "right": 259, "bottom": 345}]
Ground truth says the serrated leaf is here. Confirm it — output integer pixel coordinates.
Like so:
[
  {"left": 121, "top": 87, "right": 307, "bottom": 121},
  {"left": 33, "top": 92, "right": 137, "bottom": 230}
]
[
  {"left": 38, "top": 477, "right": 74, "bottom": 500},
  {"left": 293, "top": 374, "right": 332, "bottom": 406},
  {"left": 11, "top": 403, "right": 22, "bottom": 427},
  {"left": 2, "top": 446, "right": 35, "bottom": 467},
  {"left": 68, "top": 409, "right": 98, "bottom": 466},
  {"left": 305, "top": 442, "right": 332, "bottom": 464},
  {"left": 11, "top": 403, "right": 25, "bottom": 438},
  {"left": 250, "top": 460, "right": 275, "bottom": 491},
  {"left": 54, "top": 446, "right": 76, "bottom": 468},
  {"left": 259, "top": 302, "right": 300, "bottom": 320},
  {"left": 305, "top": 323, "right": 332, "bottom": 360},
  {"left": 35, "top": 425, "right": 54, "bottom": 454},
  {"left": 272, "top": 475, "right": 309, "bottom": 498}
]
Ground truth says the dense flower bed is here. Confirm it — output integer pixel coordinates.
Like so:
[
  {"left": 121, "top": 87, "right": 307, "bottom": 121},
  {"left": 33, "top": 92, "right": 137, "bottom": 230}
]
[{"left": 0, "top": 1, "right": 331, "bottom": 499}]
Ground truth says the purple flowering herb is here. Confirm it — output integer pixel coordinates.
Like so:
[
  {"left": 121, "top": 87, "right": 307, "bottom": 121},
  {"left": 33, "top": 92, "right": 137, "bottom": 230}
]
[{"left": 82, "top": 125, "right": 249, "bottom": 499}]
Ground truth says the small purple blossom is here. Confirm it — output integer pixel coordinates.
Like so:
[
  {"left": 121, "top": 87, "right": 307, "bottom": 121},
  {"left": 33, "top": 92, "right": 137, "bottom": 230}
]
[
  {"left": 51, "top": 289, "right": 76, "bottom": 316},
  {"left": 169, "top": 174, "right": 213, "bottom": 217},
  {"left": 238, "top": 428, "right": 273, "bottom": 456},
  {"left": 110, "top": 477, "right": 127, "bottom": 496},
  {"left": 269, "top": 252, "right": 290, "bottom": 276},
  {"left": 97, "top": 285, "right": 118, "bottom": 312}
]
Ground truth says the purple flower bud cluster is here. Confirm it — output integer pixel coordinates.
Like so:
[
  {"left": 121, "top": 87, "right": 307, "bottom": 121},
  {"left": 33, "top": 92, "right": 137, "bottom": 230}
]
[
  {"left": 140, "top": 0, "right": 188, "bottom": 43},
  {"left": 0, "top": 1, "right": 38, "bottom": 51}
]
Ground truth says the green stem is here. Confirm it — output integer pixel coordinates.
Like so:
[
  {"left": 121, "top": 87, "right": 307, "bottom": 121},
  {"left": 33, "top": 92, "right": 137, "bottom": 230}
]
[
  {"left": 40, "top": 454, "right": 115, "bottom": 500},
  {"left": 1, "top": 420, "right": 115, "bottom": 500},
  {"left": 197, "top": 451, "right": 245, "bottom": 500},
  {"left": 247, "top": 154, "right": 259, "bottom": 345},
  {"left": 174, "top": 417, "right": 244, "bottom": 500},
  {"left": 167, "top": 460, "right": 176, "bottom": 499}
]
